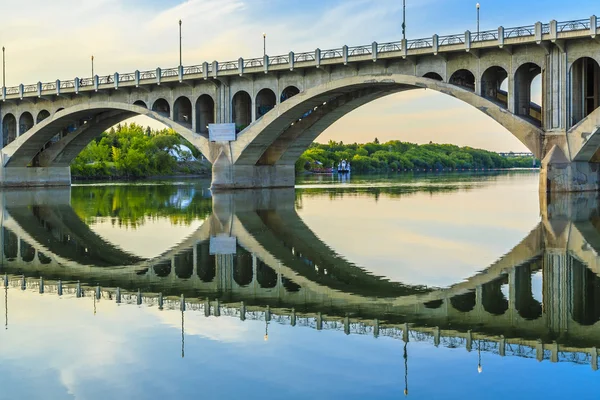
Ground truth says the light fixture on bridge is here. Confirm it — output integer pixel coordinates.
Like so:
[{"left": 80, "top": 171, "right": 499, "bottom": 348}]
[
  {"left": 263, "top": 32, "right": 267, "bottom": 57},
  {"left": 2, "top": 46, "right": 5, "bottom": 89},
  {"left": 476, "top": 3, "right": 481, "bottom": 39}
]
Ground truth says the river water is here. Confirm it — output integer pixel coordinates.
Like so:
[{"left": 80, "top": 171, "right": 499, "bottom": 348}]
[{"left": 1, "top": 171, "right": 600, "bottom": 399}]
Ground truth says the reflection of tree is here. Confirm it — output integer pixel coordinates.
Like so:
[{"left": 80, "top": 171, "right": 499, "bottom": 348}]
[{"left": 71, "top": 185, "right": 212, "bottom": 229}]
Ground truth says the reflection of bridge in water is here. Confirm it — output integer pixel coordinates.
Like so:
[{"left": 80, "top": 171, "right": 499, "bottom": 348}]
[{"left": 2, "top": 188, "right": 600, "bottom": 371}]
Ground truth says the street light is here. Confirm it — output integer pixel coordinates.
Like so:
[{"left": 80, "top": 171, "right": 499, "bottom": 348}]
[
  {"left": 179, "top": 19, "right": 183, "bottom": 68},
  {"left": 476, "top": 3, "right": 481, "bottom": 39},
  {"left": 263, "top": 32, "right": 266, "bottom": 57},
  {"left": 2, "top": 46, "right": 5, "bottom": 89},
  {"left": 91, "top": 55, "right": 94, "bottom": 78},
  {"left": 402, "top": 0, "right": 406, "bottom": 40}
]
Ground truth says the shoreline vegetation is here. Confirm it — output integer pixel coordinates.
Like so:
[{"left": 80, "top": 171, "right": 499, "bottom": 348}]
[
  {"left": 296, "top": 139, "right": 538, "bottom": 174},
  {"left": 71, "top": 125, "right": 537, "bottom": 180}
]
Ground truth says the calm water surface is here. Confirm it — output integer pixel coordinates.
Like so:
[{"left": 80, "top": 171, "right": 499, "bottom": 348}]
[{"left": 1, "top": 171, "right": 600, "bottom": 399}]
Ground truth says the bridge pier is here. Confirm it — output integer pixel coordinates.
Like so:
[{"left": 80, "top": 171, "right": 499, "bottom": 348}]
[
  {"left": 211, "top": 163, "right": 295, "bottom": 191},
  {"left": 0, "top": 167, "right": 71, "bottom": 187},
  {"left": 540, "top": 159, "right": 600, "bottom": 193}
]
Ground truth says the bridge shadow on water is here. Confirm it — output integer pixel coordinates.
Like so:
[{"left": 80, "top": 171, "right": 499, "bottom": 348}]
[{"left": 2, "top": 186, "right": 600, "bottom": 370}]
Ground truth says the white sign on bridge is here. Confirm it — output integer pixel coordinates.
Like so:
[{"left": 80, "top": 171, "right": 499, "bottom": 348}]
[
  {"left": 209, "top": 123, "right": 236, "bottom": 142},
  {"left": 209, "top": 235, "right": 237, "bottom": 255}
]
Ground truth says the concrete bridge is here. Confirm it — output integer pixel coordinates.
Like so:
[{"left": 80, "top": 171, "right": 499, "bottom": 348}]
[
  {"left": 0, "top": 17, "right": 600, "bottom": 191},
  {"left": 2, "top": 188, "right": 600, "bottom": 366}
]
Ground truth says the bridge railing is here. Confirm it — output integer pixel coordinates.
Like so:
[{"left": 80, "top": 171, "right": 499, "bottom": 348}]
[{"left": 3, "top": 16, "right": 599, "bottom": 98}]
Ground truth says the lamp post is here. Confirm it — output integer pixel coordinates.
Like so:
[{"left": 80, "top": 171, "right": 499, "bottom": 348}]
[
  {"left": 263, "top": 32, "right": 266, "bottom": 57},
  {"left": 402, "top": 0, "right": 406, "bottom": 40},
  {"left": 91, "top": 55, "right": 94, "bottom": 78},
  {"left": 2, "top": 46, "right": 5, "bottom": 88},
  {"left": 476, "top": 3, "right": 480, "bottom": 40},
  {"left": 179, "top": 19, "right": 183, "bottom": 68}
]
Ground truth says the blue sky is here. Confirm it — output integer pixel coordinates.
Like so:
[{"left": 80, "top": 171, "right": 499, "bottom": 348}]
[{"left": 0, "top": 0, "right": 597, "bottom": 151}]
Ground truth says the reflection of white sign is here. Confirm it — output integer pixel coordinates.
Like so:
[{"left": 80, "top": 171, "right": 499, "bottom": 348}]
[
  {"left": 209, "top": 123, "right": 236, "bottom": 142},
  {"left": 210, "top": 235, "right": 237, "bottom": 255}
]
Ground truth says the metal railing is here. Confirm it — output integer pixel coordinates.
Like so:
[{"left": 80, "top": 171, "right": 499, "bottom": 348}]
[{"left": 2, "top": 16, "right": 597, "bottom": 97}]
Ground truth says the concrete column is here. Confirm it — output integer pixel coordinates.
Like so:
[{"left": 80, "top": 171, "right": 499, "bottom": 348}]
[
  {"left": 499, "top": 336, "right": 506, "bottom": 356},
  {"left": 55, "top": 80, "right": 61, "bottom": 96},
  {"left": 291, "top": 308, "right": 296, "bottom": 326},
  {"left": 465, "top": 31, "right": 472, "bottom": 52},
  {"left": 211, "top": 163, "right": 296, "bottom": 190},
  {"left": 433, "top": 327, "right": 440, "bottom": 346},
  {"left": 289, "top": 52, "right": 295, "bottom": 70},
  {"left": 315, "top": 48, "right": 321, "bottom": 68},
  {"left": 535, "top": 22, "right": 543, "bottom": 44},
  {"left": 372, "top": 42, "right": 378, "bottom": 62},
  {"left": 549, "top": 20, "right": 558, "bottom": 41},
  {"left": 263, "top": 55, "right": 269, "bottom": 74},
  {"left": 591, "top": 348, "right": 598, "bottom": 371},
  {"left": 342, "top": 46, "right": 348, "bottom": 65},
  {"left": 114, "top": 73, "right": 119, "bottom": 90},
  {"left": 212, "top": 61, "right": 218, "bottom": 79},
  {"left": 536, "top": 340, "right": 544, "bottom": 362},
  {"left": 203, "top": 62, "right": 209, "bottom": 80},
  {"left": 156, "top": 68, "right": 161, "bottom": 85},
  {"left": 178, "top": 65, "right": 183, "bottom": 82},
  {"left": 591, "top": 16, "right": 598, "bottom": 39},
  {"left": 18, "top": 84, "right": 23, "bottom": 100},
  {"left": 316, "top": 312, "right": 323, "bottom": 330},
  {"left": 240, "top": 301, "right": 246, "bottom": 321},
  {"left": 238, "top": 58, "right": 244, "bottom": 76},
  {"left": 432, "top": 35, "right": 439, "bottom": 55},
  {"left": 37, "top": 81, "right": 43, "bottom": 97},
  {"left": 135, "top": 70, "right": 140, "bottom": 87},
  {"left": 401, "top": 39, "right": 407, "bottom": 58},
  {"left": 498, "top": 26, "right": 505, "bottom": 48}
]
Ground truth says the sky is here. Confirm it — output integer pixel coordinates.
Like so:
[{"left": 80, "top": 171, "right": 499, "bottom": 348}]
[{"left": 0, "top": 0, "right": 598, "bottom": 151}]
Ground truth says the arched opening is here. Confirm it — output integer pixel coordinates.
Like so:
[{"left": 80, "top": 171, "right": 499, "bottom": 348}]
[
  {"left": 153, "top": 261, "right": 172, "bottom": 278},
  {"left": 570, "top": 258, "right": 600, "bottom": 326},
  {"left": 196, "top": 241, "right": 215, "bottom": 283},
  {"left": 195, "top": 94, "right": 215, "bottom": 134},
  {"left": 424, "top": 299, "right": 444, "bottom": 309},
  {"left": 515, "top": 262, "right": 543, "bottom": 320},
  {"left": 36, "top": 110, "right": 50, "bottom": 124},
  {"left": 481, "top": 66, "right": 509, "bottom": 108},
  {"left": 152, "top": 98, "right": 170, "bottom": 117},
  {"left": 20, "top": 240, "right": 35, "bottom": 262},
  {"left": 514, "top": 62, "right": 543, "bottom": 126},
  {"left": 19, "top": 112, "right": 34, "bottom": 135},
  {"left": 232, "top": 91, "right": 252, "bottom": 132},
  {"left": 3, "top": 228, "right": 18, "bottom": 260},
  {"left": 55, "top": 108, "right": 65, "bottom": 114},
  {"left": 281, "top": 86, "right": 300, "bottom": 103},
  {"left": 423, "top": 72, "right": 443, "bottom": 81},
  {"left": 282, "top": 277, "right": 301, "bottom": 292},
  {"left": 256, "top": 88, "right": 276, "bottom": 119},
  {"left": 38, "top": 252, "right": 52, "bottom": 264},
  {"left": 2, "top": 113, "right": 17, "bottom": 147},
  {"left": 449, "top": 69, "right": 475, "bottom": 92},
  {"left": 234, "top": 245, "right": 253, "bottom": 286},
  {"left": 570, "top": 57, "right": 600, "bottom": 127},
  {"left": 174, "top": 249, "right": 193, "bottom": 279},
  {"left": 450, "top": 291, "right": 476, "bottom": 313},
  {"left": 257, "top": 260, "right": 277, "bottom": 289},
  {"left": 173, "top": 96, "right": 192, "bottom": 127},
  {"left": 482, "top": 276, "right": 509, "bottom": 316},
  {"left": 133, "top": 100, "right": 147, "bottom": 108}
]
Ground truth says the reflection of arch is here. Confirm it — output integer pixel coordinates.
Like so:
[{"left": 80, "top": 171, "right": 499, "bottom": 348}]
[
  {"left": 195, "top": 94, "right": 215, "bottom": 134},
  {"left": 153, "top": 261, "right": 172, "bottom": 278},
  {"left": 482, "top": 277, "right": 509, "bottom": 315},
  {"left": 2, "top": 113, "right": 17, "bottom": 147},
  {"left": 175, "top": 250, "right": 193, "bottom": 279},
  {"left": 481, "top": 66, "right": 508, "bottom": 108},
  {"left": 515, "top": 261, "right": 542, "bottom": 320},
  {"left": 36, "top": 110, "right": 51, "bottom": 124},
  {"left": 281, "top": 86, "right": 300, "bottom": 103},
  {"left": 235, "top": 74, "right": 544, "bottom": 166},
  {"left": 570, "top": 57, "right": 600, "bottom": 127},
  {"left": 450, "top": 291, "right": 476, "bottom": 312},
  {"left": 570, "top": 258, "right": 600, "bottom": 326},
  {"left": 232, "top": 90, "right": 252, "bottom": 131},
  {"left": 424, "top": 299, "right": 443, "bottom": 309},
  {"left": 20, "top": 240, "right": 35, "bottom": 262},
  {"left": 234, "top": 245, "right": 253, "bottom": 286},
  {"left": 423, "top": 72, "right": 443, "bottom": 81},
  {"left": 3, "top": 227, "right": 18, "bottom": 260},
  {"left": 173, "top": 96, "right": 192, "bottom": 126},
  {"left": 514, "top": 62, "right": 542, "bottom": 125},
  {"left": 196, "top": 242, "right": 215, "bottom": 283},
  {"left": 38, "top": 252, "right": 52, "bottom": 264},
  {"left": 133, "top": 100, "right": 147, "bottom": 108},
  {"left": 257, "top": 260, "right": 277, "bottom": 288},
  {"left": 449, "top": 69, "right": 475, "bottom": 92},
  {"left": 152, "top": 98, "right": 170, "bottom": 116},
  {"left": 19, "top": 111, "right": 34, "bottom": 135},
  {"left": 282, "top": 277, "right": 301, "bottom": 292}
]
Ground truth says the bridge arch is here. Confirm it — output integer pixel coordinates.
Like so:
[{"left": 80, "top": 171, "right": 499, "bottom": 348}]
[
  {"left": 2, "top": 113, "right": 17, "bottom": 147},
  {"left": 481, "top": 66, "right": 509, "bottom": 108},
  {"left": 152, "top": 98, "right": 171, "bottom": 117},
  {"left": 174, "top": 96, "right": 192, "bottom": 127},
  {"left": 449, "top": 69, "right": 476, "bottom": 92},
  {"left": 569, "top": 57, "right": 600, "bottom": 127},
  {"left": 423, "top": 72, "right": 443, "bottom": 81},
  {"left": 281, "top": 86, "right": 300, "bottom": 103},
  {"left": 230, "top": 74, "right": 544, "bottom": 167},
  {"left": 195, "top": 94, "right": 215, "bottom": 134},
  {"left": 0, "top": 102, "right": 211, "bottom": 168},
  {"left": 514, "top": 62, "right": 542, "bottom": 125},
  {"left": 133, "top": 100, "right": 147, "bottom": 108},
  {"left": 256, "top": 88, "right": 276, "bottom": 119},
  {"left": 19, "top": 112, "right": 34, "bottom": 135},
  {"left": 234, "top": 245, "right": 253, "bottom": 287},
  {"left": 36, "top": 110, "right": 51, "bottom": 124},
  {"left": 232, "top": 90, "right": 252, "bottom": 131}
]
